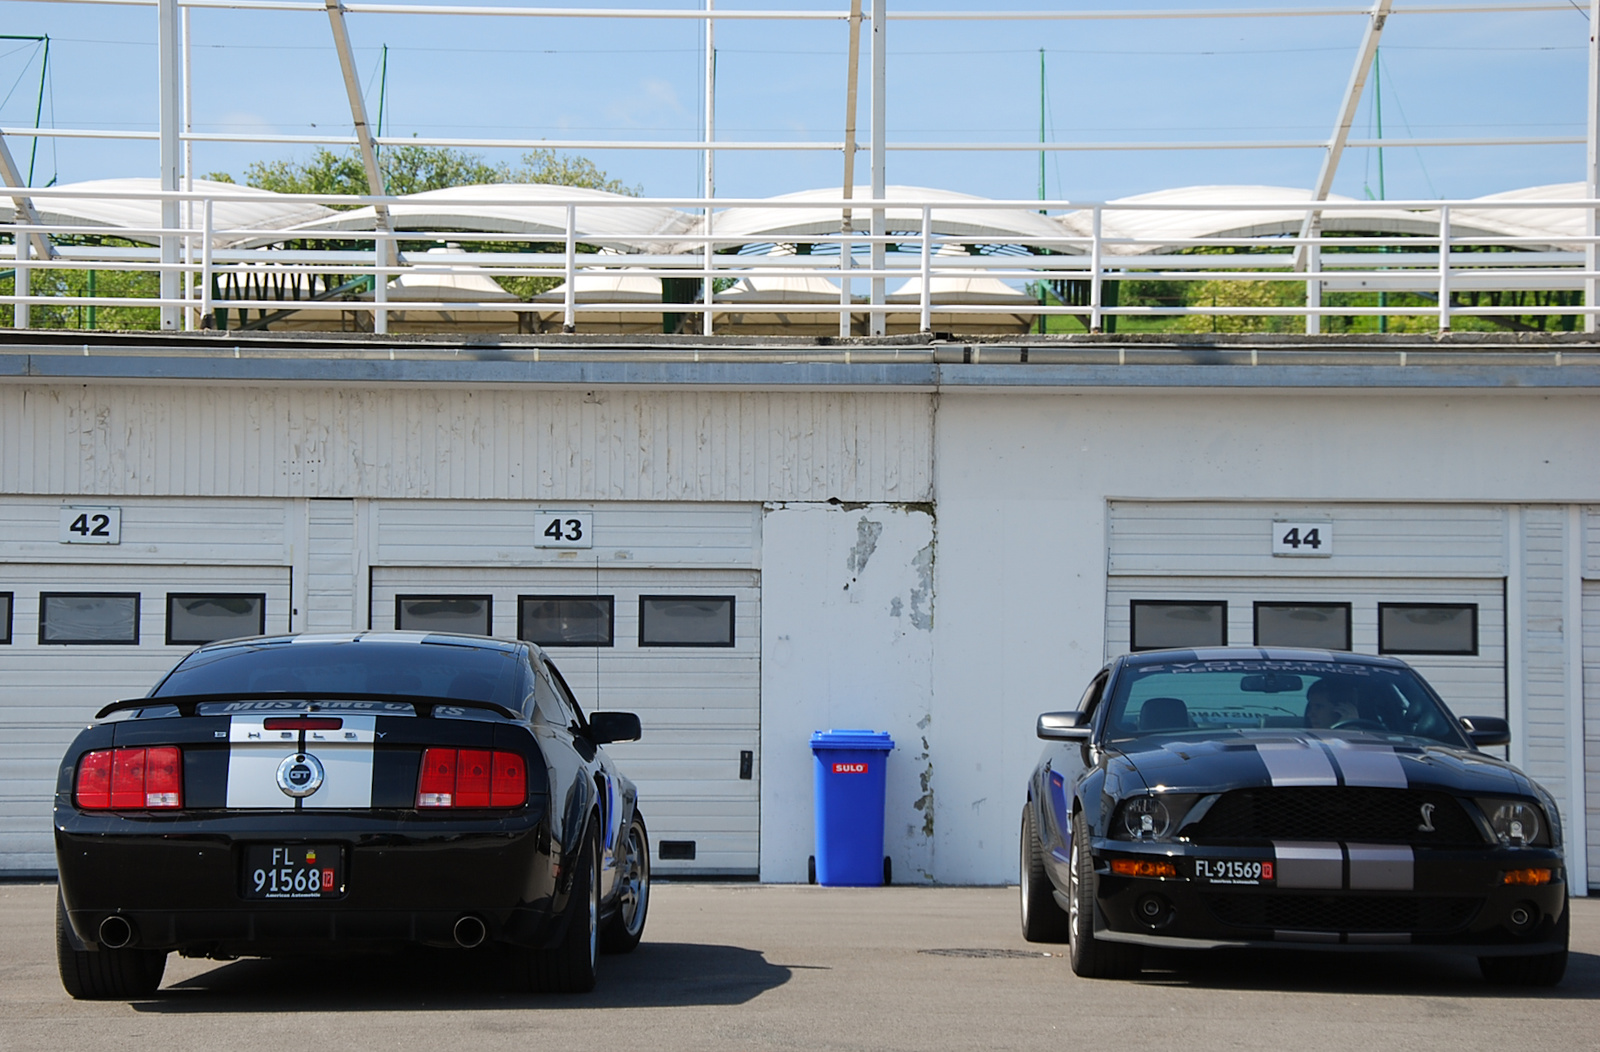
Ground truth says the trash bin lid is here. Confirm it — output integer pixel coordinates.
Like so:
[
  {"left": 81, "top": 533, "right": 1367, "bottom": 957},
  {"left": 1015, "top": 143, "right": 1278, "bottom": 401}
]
[{"left": 810, "top": 729, "right": 895, "bottom": 751}]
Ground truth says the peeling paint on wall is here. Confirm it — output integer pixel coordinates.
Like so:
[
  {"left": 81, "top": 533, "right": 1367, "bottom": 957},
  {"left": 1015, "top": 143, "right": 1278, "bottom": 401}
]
[
  {"left": 913, "top": 714, "right": 936, "bottom": 843},
  {"left": 909, "top": 540, "right": 935, "bottom": 631},
  {"left": 847, "top": 517, "right": 884, "bottom": 577}
]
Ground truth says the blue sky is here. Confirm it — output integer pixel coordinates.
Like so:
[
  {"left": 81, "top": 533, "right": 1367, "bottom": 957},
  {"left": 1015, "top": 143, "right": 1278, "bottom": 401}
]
[{"left": 0, "top": 1, "right": 1588, "bottom": 203}]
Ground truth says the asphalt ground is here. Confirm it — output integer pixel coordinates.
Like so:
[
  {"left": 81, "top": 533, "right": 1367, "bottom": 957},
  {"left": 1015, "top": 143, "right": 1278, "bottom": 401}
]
[{"left": 2, "top": 881, "right": 1596, "bottom": 1052}]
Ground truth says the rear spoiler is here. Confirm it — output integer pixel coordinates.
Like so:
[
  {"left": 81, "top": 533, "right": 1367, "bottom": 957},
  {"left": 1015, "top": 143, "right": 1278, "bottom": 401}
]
[{"left": 95, "top": 691, "right": 523, "bottom": 721}]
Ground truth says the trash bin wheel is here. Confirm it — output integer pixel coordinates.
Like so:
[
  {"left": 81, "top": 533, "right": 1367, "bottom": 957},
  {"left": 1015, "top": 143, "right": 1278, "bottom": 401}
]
[
  {"left": 883, "top": 856, "right": 892, "bottom": 886},
  {"left": 808, "top": 855, "right": 816, "bottom": 884}
]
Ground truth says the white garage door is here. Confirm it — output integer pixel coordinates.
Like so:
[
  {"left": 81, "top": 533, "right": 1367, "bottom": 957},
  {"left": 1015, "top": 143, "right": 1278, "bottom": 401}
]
[
  {"left": 371, "top": 566, "right": 761, "bottom": 877},
  {"left": 1106, "top": 575, "right": 1507, "bottom": 722},
  {"left": 1584, "top": 581, "right": 1599, "bottom": 891},
  {"left": 0, "top": 564, "right": 291, "bottom": 872}
]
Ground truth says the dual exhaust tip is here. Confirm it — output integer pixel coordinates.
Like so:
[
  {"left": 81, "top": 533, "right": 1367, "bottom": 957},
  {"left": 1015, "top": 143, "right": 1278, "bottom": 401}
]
[
  {"left": 453, "top": 914, "right": 487, "bottom": 949},
  {"left": 96, "top": 912, "right": 490, "bottom": 951}
]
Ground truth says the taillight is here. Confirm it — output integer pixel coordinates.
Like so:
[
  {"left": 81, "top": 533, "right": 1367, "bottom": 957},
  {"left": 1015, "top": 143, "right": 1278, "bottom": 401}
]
[
  {"left": 417, "top": 748, "right": 526, "bottom": 809},
  {"left": 76, "top": 746, "right": 183, "bottom": 810}
]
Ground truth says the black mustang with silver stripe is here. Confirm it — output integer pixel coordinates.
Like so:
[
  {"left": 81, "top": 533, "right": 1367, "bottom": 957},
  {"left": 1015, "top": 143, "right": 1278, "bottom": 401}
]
[
  {"left": 1020, "top": 648, "right": 1568, "bottom": 985},
  {"left": 54, "top": 632, "right": 651, "bottom": 1000}
]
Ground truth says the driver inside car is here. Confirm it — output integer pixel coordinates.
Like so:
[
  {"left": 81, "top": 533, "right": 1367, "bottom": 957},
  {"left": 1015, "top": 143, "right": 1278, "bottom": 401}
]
[{"left": 1304, "top": 677, "right": 1361, "bottom": 729}]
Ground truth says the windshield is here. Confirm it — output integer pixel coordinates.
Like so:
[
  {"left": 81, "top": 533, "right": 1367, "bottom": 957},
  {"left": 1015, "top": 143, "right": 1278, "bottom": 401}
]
[
  {"left": 152, "top": 638, "right": 527, "bottom": 709},
  {"left": 1104, "top": 659, "right": 1469, "bottom": 746}
]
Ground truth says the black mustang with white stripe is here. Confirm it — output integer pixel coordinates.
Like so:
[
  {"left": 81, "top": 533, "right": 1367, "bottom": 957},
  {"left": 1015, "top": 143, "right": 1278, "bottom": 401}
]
[
  {"left": 1020, "top": 648, "right": 1568, "bottom": 985},
  {"left": 54, "top": 632, "right": 651, "bottom": 999}
]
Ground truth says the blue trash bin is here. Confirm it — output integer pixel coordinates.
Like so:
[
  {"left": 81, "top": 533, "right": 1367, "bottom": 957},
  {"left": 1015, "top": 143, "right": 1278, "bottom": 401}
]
[{"left": 810, "top": 729, "right": 895, "bottom": 887}]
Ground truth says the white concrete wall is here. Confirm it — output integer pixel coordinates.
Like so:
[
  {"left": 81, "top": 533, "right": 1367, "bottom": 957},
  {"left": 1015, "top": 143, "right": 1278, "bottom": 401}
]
[
  {"left": 931, "top": 389, "right": 1600, "bottom": 885},
  {"left": 759, "top": 503, "right": 936, "bottom": 884}
]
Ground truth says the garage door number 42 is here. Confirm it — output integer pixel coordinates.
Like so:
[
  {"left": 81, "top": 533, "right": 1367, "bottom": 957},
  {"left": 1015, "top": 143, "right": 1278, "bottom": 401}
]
[
  {"left": 1271, "top": 521, "right": 1333, "bottom": 558},
  {"left": 59, "top": 506, "right": 122, "bottom": 545},
  {"left": 535, "top": 512, "right": 593, "bottom": 549}
]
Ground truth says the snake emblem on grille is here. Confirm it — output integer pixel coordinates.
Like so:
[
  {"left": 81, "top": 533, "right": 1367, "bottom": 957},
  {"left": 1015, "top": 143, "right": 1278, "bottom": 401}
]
[{"left": 1418, "top": 802, "right": 1437, "bottom": 833}]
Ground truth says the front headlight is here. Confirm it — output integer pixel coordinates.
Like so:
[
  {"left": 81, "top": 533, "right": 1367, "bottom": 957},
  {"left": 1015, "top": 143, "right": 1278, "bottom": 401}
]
[
  {"left": 1476, "top": 797, "right": 1551, "bottom": 847},
  {"left": 1112, "top": 794, "right": 1199, "bottom": 841}
]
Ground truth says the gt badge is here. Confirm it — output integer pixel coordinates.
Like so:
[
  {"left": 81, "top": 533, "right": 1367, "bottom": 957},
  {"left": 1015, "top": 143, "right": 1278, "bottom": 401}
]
[{"left": 276, "top": 753, "right": 325, "bottom": 798}]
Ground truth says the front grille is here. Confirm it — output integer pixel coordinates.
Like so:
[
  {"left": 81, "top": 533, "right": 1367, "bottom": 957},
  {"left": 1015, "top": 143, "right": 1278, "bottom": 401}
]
[
  {"left": 1206, "top": 894, "right": 1482, "bottom": 934},
  {"left": 1188, "top": 787, "right": 1483, "bottom": 845}
]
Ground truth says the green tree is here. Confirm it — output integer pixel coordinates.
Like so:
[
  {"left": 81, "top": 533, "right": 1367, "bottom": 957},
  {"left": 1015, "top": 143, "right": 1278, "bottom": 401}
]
[{"left": 207, "top": 145, "right": 639, "bottom": 200}]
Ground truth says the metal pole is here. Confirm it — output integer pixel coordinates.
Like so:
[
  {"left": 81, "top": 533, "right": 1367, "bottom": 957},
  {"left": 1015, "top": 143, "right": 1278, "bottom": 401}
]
[
  {"left": 326, "top": 0, "right": 395, "bottom": 321},
  {"left": 1587, "top": 0, "right": 1599, "bottom": 331},
  {"left": 158, "top": 0, "right": 181, "bottom": 329},
  {"left": 919, "top": 204, "right": 932, "bottom": 333},
  {"left": 373, "top": 234, "right": 388, "bottom": 334},
  {"left": 840, "top": 0, "right": 862, "bottom": 339},
  {"left": 1305, "top": 216, "right": 1322, "bottom": 334},
  {"left": 200, "top": 197, "right": 213, "bottom": 328},
  {"left": 12, "top": 228, "right": 27, "bottom": 330},
  {"left": 1375, "top": 45, "right": 1387, "bottom": 332},
  {"left": 563, "top": 202, "right": 577, "bottom": 333},
  {"left": 868, "top": 0, "right": 886, "bottom": 336},
  {"left": 29, "top": 36, "right": 48, "bottom": 186},
  {"left": 1438, "top": 203, "right": 1452, "bottom": 332},
  {"left": 182, "top": 4, "right": 194, "bottom": 330},
  {"left": 1295, "top": 0, "right": 1392, "bottom": 271},
  {"left": 703, "top": 0, "right": 715, "bottom": 335},
  {"left": 1089, "top": 205, "right": 1103, "bottom": 333}
]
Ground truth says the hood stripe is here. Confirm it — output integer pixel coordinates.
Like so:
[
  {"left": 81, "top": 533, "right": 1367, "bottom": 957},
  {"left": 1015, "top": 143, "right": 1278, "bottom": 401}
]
[
  {"left": 1324, "top": 740, "right": 1408, "bottom": 789},
  {"left": 1257, "top": 741, "right": 1338, "bottom": 787}
]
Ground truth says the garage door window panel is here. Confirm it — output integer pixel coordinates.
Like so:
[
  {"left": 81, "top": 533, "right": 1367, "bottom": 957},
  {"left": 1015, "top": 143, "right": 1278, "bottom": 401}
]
[
  {"left": 639, "top": 595, "right": 736, "bottom": 648},
  {"left": 519, "top": 596, "right": 614, "bottom": 647},
  {"left": 1379, "top": 603, "right": 1478, "bottom": 656},
  {"left": 1130, "top": 600, "right": 1226, "bottom": 652},
  {"left": 396, "top": 595, "right": 492, "bottom": 637},
  {"left": 0, "top": 592, "right": 10, "bottom": 644},
  {"left": 1254, "top": 602, "right": 1352, "bottom": 651},
  {"left": 167, "top": 593, "right": 266, "bottom": 646},
  {"left": 40, "top": 592, "right": 140, "bottom": 645}
]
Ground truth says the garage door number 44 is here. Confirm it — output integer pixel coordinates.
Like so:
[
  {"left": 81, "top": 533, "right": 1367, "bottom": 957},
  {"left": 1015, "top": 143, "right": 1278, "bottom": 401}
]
[
  {"left": 59, "top": 506, "right": 121, "bottom": 545},
  {"left": 1271, "top": 521, "right": 1332, "bottom": 558},
  {"left": 535, "top": 511, "right": 593, "bottom": 549}
]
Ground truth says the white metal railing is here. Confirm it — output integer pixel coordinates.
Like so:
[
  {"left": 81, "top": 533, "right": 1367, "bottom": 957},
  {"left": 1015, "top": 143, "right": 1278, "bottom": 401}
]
[{"left": 3, "top": 188, "right": 1596, "bottom": 338}]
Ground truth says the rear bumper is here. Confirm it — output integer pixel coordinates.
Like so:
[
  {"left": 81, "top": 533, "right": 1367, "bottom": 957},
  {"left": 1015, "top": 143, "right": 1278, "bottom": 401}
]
[
  {"left": 55, "top": 805, "right": 563, "bottom": 955},
  {"left": 1075, "top": 839, "right": 1568, "bottom": 955}
]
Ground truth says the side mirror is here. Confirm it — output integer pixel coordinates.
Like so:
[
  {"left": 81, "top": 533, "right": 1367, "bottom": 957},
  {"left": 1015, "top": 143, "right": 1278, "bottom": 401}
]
[
  {"left": 1037, "top": 711, "right": 1093, "bottom": 742},
  {"left": 589, "top": 711, "right": 642, "bottom": 745},
  {"left": 1460, "top": 715, "right": 1510, "bottom": 748}
]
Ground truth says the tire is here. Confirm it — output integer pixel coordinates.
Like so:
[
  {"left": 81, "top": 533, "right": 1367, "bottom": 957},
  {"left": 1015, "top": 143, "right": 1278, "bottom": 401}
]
[
  {"left": 55, "top": 893, "right": 167, "bottom": 1001},
  {"left": 530, "top": 821, "right": 601, "bottom": 993},
  {"left": 1020, "top": 802, "right": 1071, "bottom": 943},
  {"left": 600, "top": 811, "right": 650, "bottom": 954},
  {"left": 1066, "top": 811, "right": 1142, "bottom": 979}
]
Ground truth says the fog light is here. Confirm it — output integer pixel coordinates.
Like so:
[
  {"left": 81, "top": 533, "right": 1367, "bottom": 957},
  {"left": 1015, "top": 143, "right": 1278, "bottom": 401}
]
[
  {"left": 1506, "top": 902, "right": 1539, "bottom": 932},
  {"left": 1135, "top": 893, "right": 1174, "bottom": 928},
  {"left": 1110, "top": 858, "right": 1177, "bottom": 878}
]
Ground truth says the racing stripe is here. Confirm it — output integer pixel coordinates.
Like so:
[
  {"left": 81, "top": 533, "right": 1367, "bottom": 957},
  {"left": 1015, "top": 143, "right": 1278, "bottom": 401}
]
[
  {"left": 1323, "top": 740, "right": 1408, "bottom": 789},
  {"left": 1256, "top": 741, "right": 1338, "bottom": 786},
  {"left": 1271, "top": 841, "right": 1343, "bottom": 889},
  {"left": 1348, "top": 933, "right": 1411, "bottom": 945},
  {"left": 1274, "top": 930, "right": 1339, "bottom": 944},
  {"left": 1346, "top": 843, "right": 1414, "bottom": 891},
  {"left": 226, "top": 715, "right": 377, "bottom": 809}
]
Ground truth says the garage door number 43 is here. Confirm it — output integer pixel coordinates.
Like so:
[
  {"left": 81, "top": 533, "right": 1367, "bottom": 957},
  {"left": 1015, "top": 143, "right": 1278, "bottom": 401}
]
[
  {"left": 59, "top": 506, "right": 122, "bottom": 545},
  {"left": 1272, "top": 521, "right": 1332, "bottom": 558},
  {"left": 535, "top": 511, "right": 593, "bottom": 549}
]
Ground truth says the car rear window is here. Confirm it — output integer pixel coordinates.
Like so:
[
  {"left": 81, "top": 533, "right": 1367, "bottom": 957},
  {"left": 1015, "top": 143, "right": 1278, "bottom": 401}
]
[
  {"left": 151, "top": 638, "right": 525, "bottom": 709},
  {"left": 1104, "top": 659, "right": 1468, "bottom": 746}
]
